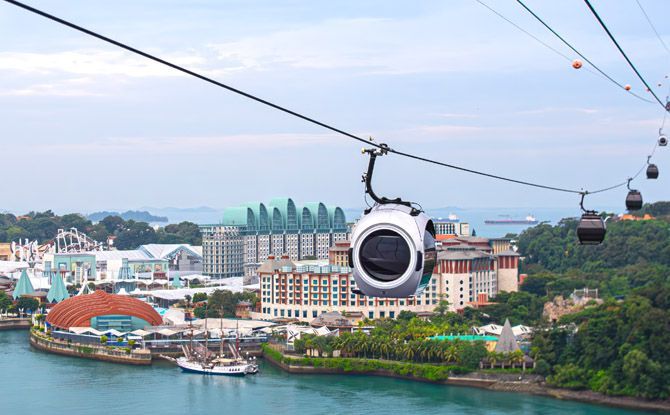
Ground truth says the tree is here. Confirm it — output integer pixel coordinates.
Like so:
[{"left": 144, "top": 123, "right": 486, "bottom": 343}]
[
  {"left": 0, "top": 291, "right": 12, "bottom": 313},
  {"left": 16, "top": 297, "right": 39, "bottom": 314},
  {"left": 433, "top": 300, "right": 450, "bottom": 316}
]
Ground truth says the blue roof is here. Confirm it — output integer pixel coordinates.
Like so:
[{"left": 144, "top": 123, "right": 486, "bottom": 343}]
[
  {"left": 47, "top": 275, "right": 70, "bottom": 303},
  {"left": 13, "top": 269, "right": 35, "bottom": 299}
]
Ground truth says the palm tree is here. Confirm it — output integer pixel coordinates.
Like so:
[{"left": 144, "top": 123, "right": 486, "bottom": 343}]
[
  {"left": 443, "top": 345, "right": 458, "bottom": 363},
  {"left": 487, "top": 351, "right": 500, "bottom": 369},
  {"left": 379, "top": 338, "right": 391, "bottom": 361},
  {"left": 510, "top": 350, "right": 525, "bottom": 370}
]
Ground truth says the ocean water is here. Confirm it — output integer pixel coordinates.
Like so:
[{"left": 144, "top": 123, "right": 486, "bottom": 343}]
[{"left": 0, "top": 331, "right": 650, "bottom": 415}]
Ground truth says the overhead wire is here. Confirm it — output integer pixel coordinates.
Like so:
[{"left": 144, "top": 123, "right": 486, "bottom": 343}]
[
  {"left": 476, "top": 0, "right": 653, "bottom": 104},
  {"left": 583, "top": 0, "right": 669, "bottom": 111},
  {"left": 514, "top": 0, "right": 655, "bottom": 105},
  {"left": 634, "top": 0, "right": 670, "bottom": 57},
  {"left": 0, "top": 0, "right": 661, "bottom": 201}
]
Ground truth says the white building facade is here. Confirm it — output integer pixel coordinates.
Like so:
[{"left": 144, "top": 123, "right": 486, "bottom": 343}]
[
  {"left": 201, "top": 198, "right": 349, "bottom": 279},
  {"left": 260, "top": 236, "right": 520, "bottom": 321}
]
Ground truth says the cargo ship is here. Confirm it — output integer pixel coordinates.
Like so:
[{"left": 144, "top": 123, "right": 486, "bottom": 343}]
[{"left": 485, "top": 215, "right": 538, "bottom": 225}]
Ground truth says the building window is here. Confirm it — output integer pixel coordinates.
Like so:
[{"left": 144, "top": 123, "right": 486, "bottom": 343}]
[
  {"left": 368, "top": 311, "right": 374, "bottom": 319},
  {"left": 390, "top": 311, "right": 395, "bottom": 318}
]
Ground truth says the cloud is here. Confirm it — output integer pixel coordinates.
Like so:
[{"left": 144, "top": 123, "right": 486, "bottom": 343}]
[
  {"left": 23, "top": 132, "right": 342, "bottom": 155},
  {"left": 0, "top": 49, "right": 207, "bottom": 78},
  {"left": 0, "top": 77, "right": 103, "bottom": 97},
  {"left": 206, "top": 14, "right": 566, "bottom": 75},
  {"left": 514, "top": 107, "right": 600, "bottom": 116}
]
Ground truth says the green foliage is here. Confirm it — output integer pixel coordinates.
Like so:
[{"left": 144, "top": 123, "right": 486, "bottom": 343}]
[
  {"left": 534, "top": 289, "right": 670, "bottom": 399},
  {"left": 517, "top": 214, "right": 670, "bottom": 274},
  {"left": 0, "top": 211, "right": 201, "bottom": 249},
  {"left": 16, "top": 297, "right": 39, "bottom": 312},
  {"left": 192, "top": 292, "right": 208, "bottom": 303},
  {"left": 261, "top": 344, "right": 469, "bottom": 380},
  {"left": 0, "top": 291, "right": 12, "bottom": 312},
  {"left": 100, "top": 335, "right": 108, "bottom": 344},
  {"left": 548, "top": 363, "right": 589, "bottom": 390},
  {"left": 289, "top": 316, "right": 489, "bottom": 370},
  {"left": 193, "top": 290, "right": 258, "bottom": 318}
]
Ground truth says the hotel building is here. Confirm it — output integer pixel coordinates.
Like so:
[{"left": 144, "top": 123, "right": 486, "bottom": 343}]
[
  {"left": 201, "top": 198, "right": 349, "bottom": 279},
  {"left": 260, "top": 236, "right": 520, "bottom": 322}
]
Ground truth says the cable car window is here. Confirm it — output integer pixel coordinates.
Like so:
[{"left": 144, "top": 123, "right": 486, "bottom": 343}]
[{"left": 359, "top": 229, "right": 411, "bottom": 282}]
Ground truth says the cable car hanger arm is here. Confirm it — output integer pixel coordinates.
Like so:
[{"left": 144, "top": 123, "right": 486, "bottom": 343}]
[{"left": 362, "top": 144, "right": 419, "bottom": 214}]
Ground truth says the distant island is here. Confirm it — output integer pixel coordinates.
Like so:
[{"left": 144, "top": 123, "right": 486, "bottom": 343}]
[{"left": 87, "top": 210, "right": 168, "bottom": 223}]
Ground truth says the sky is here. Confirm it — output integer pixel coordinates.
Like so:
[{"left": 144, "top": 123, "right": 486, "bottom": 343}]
[{"left": 1, "top": 0, "right": 669, "bottom": 215}]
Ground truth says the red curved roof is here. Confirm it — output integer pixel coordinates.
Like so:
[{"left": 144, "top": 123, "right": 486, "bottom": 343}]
[{"left": 46, "top": 290, "right": 162, "bottom": 329}]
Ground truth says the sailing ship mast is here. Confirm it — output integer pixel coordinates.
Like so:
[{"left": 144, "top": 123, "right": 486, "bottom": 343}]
[
  {"left": 219, "top": 304, "right": 224, "bottom": 357},
  {"left": 204, "top": 303, "right": 208, "bottom": 361}
]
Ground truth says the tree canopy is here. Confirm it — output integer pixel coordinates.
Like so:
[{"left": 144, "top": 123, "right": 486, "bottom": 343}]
[{"left": 0, "top": 211, "right": 201, "bottom": 249}]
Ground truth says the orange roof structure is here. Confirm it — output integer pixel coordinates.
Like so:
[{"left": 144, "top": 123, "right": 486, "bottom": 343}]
[
  {"left": 46, "top": 290, "right": 162, "bottom": 329},
  {"left": 620, "top": 214, "right": 654, "bottom": 221}
]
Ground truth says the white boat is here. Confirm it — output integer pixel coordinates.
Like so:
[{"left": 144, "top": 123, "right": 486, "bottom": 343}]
[{"left": 177, "top": 356, "right": 251, "bottom": 376}]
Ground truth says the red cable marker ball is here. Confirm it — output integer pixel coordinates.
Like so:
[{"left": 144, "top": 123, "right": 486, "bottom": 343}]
[
  {"left": 572, "top": 59, "right": 583, "bottom": 69},
  {"left": 624, "top": 84, "right": 631, "bottom": 91}
]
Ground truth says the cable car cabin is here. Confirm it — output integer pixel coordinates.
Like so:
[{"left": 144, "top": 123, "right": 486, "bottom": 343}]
[
  {"left": 647, "top": 164, "right": 659, "bottom": 179},
  {"left": 577, "top": 212, "right": 606, "bottom": 245},
  {"left": 660, "top": 135, "right": 668, "bottom": 147},
  {"left": 350, "top": 203, "right": 436, "bottom": 298},
  {"left": 625, "top": 190, "right": 643, "bottom": 211}
]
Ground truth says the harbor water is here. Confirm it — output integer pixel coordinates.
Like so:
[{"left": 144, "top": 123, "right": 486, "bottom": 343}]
[{"left": 0, "top": 331, "right": 652, "bottom": 415}]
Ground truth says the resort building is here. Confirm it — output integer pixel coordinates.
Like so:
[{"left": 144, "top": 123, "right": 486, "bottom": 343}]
[
  {"left": 260, "top": 236, "right": 520, "bottom": 321},
  {"left": 200, "top": 198, "right": 349, "bottom": 279},
  {"left": 41, "top": 243, "right": 202, "bottom": 285}
]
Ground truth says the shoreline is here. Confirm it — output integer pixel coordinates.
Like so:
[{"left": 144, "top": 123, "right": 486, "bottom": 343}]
[
  {"left": 0, "top": 318, "right": 31, "bottom": 331},
  {"left": 262, "top": 345, "right": 670, "bottom": 413},
  {"left": 30, "top": 331, "right": 152, "bottom": 365}
]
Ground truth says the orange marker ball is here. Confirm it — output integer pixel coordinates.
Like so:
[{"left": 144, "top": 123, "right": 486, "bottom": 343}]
[
  {"left": 624, "top": 85, "right": 631, "bottom": 91},
  {"left": 572, "top": 59, "right": 583, "bottom": 69}
]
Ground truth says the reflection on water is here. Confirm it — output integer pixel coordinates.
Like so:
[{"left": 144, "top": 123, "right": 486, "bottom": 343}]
[{"left": 0, "top": 331, "right": 648, "bottom": 415}]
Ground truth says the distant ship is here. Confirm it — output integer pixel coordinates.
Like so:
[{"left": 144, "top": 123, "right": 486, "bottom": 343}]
[{"left": 485, "top": 215, "right": 538, "bottom": 225}]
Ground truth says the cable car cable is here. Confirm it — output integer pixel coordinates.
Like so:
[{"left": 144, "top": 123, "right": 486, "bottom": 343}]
[
  {"left": 515, "top": 0, "right": 655, "bottom": 105},
  {"left": 634, "top": 0, "right": 670, "bottom": 57},
  {"left": 0, "top": 0, "right": 659, "bottom": 199},
  {"left": 583, "top": 0, "right": 669, "bottom": 112}
]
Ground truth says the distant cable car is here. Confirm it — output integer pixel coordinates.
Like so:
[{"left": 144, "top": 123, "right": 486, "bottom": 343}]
[
  {"left": 625, "top": 178, "right": 643, "bottom": 211},
  {"left": 646, "top": 157, "right": 659, "bottom": 179},
  {"left": 660, "top": 135, "right": 668, "bottom": 146},
  {"left": 572, "top": 59, "right": 582, "bottom": 69},
  {"left": 577, "top": 193, "right": 606, "bottom": 245},
  {"left": 577, "top": 212, "right": 606, "bottom": 245},
  {"left": 349, "top": 145, "right": 436, "bottom": 298}
]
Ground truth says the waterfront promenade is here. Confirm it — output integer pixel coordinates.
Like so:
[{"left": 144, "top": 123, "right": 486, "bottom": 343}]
[
  {"left": 30, "top": 330, "right": 153, "bottom": 365},
  {"left": 0, "top": 317, "right": 31, "bottom": 330}
]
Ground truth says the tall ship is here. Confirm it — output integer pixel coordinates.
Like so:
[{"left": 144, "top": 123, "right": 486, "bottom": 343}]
[
  {"left": 176, "top": 312, "right": 258, "bottom": 376},
  {"left": 485, "top": 215, "right": 538, "bottom": 225}
]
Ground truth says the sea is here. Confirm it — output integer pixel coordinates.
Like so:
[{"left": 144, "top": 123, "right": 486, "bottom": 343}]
[
  {"left": 145, "top": 205, "right": 621, "bottom": 238},
  {"left": 0, "top": 331, "right": 650, "bottom": 415}
]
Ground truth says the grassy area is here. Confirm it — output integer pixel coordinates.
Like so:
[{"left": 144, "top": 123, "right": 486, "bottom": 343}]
[{"left": 262, "top": 344, "right": 470, "bottom": 382}]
